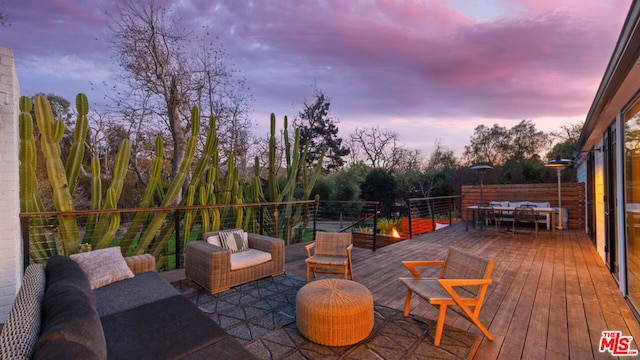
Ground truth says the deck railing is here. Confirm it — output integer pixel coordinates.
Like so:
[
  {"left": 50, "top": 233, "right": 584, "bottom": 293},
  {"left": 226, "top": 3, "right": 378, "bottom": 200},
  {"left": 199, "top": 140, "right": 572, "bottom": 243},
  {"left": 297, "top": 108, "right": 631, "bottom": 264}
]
[
  {"left": 406, "top": 195, "right": 462, "bottom": 236},
  {"left": 19, "top": 196, "right": 463, "bottom": 268},
  {"left": 19, "top": 200, "right": 317, "bottom": 270}
]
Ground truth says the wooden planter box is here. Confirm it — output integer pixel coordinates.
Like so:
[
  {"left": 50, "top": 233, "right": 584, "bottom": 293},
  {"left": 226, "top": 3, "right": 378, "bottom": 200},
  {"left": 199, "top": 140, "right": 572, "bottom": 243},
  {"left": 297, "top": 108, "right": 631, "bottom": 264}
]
[{"left": 352, "top": 232, "right": 404, "bottom": 250}]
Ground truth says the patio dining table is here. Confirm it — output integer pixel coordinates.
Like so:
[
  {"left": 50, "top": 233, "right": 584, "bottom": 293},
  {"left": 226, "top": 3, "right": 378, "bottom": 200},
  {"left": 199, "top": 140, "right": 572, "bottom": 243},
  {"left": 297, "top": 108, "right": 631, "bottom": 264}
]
[{"left": 465, "top": 205, "right": 556, "bottom": 236}]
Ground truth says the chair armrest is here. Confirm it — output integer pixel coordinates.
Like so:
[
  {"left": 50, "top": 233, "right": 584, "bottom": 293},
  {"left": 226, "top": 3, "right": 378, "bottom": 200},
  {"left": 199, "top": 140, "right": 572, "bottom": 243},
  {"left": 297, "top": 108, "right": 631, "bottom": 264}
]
[
  {"left": 124, "top": 254, "right": 156, "bottom": 274},
  {"left": 305, "top": 242, "right": 316, "bottom": 257},
  {"left": 438, "top": 278, "right": 492, "bottom": 287},
  {"left": 402, "top": 260, "right": 444, "bottom": 278},
  {"left": 247, "top": 233, "right": 284, "bottom": 253},
  {"left": 247, "top": 233, "right": 285, "bottom": 274},
  {"left": 185, "top": 240, "right": 231, "bottom": 272}
]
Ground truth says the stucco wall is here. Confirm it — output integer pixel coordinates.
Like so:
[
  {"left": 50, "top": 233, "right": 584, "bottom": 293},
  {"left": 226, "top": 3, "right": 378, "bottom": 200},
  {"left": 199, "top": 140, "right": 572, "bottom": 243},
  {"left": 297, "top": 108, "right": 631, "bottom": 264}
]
[{"left": 0, "top": 47, "right": 22, "bottom": 323}]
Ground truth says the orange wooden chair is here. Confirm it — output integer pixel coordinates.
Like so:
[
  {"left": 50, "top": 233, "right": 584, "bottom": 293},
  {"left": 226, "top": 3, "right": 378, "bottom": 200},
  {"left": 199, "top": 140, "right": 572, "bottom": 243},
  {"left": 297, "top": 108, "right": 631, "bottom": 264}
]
[{"left": 399, "top": 246, "right": 494, "bottom": 346}]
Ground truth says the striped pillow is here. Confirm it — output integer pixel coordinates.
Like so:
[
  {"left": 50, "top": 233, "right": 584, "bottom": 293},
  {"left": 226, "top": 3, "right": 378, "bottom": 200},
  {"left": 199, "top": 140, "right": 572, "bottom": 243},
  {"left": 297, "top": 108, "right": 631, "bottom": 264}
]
[{"left": 219, "top": 229, "right": 249, "bottom": 253}]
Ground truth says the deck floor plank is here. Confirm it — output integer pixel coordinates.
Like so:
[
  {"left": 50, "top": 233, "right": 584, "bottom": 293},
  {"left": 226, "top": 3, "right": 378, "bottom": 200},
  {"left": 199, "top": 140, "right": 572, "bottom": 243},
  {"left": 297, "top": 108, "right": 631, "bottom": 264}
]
[
  {"left": 166, "top": 223, "right": 640, "bottom": 359},
  {"left": 282, "top": 224, "right": 640, "bottom": 359}
]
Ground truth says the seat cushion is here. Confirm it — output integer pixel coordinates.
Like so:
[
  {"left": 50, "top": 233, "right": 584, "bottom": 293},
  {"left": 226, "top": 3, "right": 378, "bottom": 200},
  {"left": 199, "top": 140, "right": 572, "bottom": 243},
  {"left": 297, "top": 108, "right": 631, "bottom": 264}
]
[
  {"left": 229, "top": 249, "right": 272, "bottom": 270},
  {"left": 306, "top": 255, "right": 348, "bottom": 266},
  {"left": 100, "top": 295, "right": 240, "bottom": 360},
  {"left": 94, "top": 271, "right": 180, "bottom": 317}
]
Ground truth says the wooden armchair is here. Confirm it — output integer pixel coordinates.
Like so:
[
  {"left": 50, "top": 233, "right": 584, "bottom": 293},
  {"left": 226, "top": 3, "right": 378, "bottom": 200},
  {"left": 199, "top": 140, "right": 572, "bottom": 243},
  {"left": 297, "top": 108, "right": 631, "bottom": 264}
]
[
  {"left": 399, "top": 246, "right": 494, "bottom": 346},
  {"left": 305, "top": 232, "right": 353, "bottom": 283}
]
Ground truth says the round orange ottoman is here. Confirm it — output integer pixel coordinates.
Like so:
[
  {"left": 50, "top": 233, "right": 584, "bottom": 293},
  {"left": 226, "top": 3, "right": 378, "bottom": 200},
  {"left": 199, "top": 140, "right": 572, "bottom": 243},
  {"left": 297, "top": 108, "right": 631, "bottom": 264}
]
[{"left": 296, "top": 278, "right": 374, "bottom": 346}]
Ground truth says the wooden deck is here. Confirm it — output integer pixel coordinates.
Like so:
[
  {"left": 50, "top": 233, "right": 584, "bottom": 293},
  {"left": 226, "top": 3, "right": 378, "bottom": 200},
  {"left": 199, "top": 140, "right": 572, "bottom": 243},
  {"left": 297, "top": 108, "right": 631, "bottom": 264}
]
[{"left": 285, "top": 223, "right": 640, "bottom": 359}]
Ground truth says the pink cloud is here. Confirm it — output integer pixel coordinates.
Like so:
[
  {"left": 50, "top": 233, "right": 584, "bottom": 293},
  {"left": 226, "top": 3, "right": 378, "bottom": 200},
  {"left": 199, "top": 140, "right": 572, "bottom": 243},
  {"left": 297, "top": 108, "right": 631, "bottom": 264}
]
[{"left": 3, "top": 0, "right": 633, "bottom": 156}]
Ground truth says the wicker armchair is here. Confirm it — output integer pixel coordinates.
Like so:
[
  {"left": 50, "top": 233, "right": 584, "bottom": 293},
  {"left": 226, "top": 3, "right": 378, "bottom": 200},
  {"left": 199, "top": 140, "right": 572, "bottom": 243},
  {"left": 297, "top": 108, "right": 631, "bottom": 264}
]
[
  {"left": 305, "top": 232, "right": 353, "bottom": 283},
  {"left": 185, "top": 231, "right": 285, "bottom": 294},
  {"left": 399, "top": 246, "right": 494, "bottom": 346}
]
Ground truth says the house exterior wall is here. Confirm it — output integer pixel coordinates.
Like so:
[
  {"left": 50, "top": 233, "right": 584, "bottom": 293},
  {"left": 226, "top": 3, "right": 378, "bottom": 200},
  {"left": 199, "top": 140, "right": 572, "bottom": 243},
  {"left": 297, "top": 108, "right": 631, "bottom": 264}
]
[{"left": 0, "top": 47, "right": 22, "bottom": 323}]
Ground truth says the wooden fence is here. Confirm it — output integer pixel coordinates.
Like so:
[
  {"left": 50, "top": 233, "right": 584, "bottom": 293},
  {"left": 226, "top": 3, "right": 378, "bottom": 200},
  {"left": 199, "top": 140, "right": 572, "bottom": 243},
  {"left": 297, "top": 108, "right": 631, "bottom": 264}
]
[{"left": 461, "top": 183, "right": 586, "bottom": 229}]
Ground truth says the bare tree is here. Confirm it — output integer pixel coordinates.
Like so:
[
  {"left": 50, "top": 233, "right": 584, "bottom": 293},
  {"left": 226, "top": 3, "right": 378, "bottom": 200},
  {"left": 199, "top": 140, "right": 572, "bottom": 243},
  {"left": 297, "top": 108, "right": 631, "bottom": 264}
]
[
  {"left": 107, "top": 0, "right": 253, "bottom": 193},
  {"left": 350, "top": 126, "right": 403, "bottom": 169},
  {"left": 0, "top": 1, "right": 9, "bottom": 27}
]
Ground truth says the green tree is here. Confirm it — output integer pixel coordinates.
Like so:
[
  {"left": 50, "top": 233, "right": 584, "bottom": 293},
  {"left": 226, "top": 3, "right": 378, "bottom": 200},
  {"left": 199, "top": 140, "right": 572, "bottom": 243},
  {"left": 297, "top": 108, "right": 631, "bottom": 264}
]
[
  {"left": 418, "top": 139, "right": 458, "bottom": 197},
  {"left": 462, "top": 124, "right": 510, "bottom": 166},
  {"left": 360, "top": 168, "right": 397, "bottom": 217},
  {"left": 294, "top": 88, "right": 350, "bottom": 171},
  {"left": 547, "top": 122, "right": 583, "bottom": 160}
]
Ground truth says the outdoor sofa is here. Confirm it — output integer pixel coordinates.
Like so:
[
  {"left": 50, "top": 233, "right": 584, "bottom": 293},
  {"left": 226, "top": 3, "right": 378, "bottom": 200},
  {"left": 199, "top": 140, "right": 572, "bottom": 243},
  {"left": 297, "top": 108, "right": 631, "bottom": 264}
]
[
  {"left": 0, "top": 247, "right": 255, "bottom": 360},
  {"left": 185, "top": 229, "right": 285, "bottom": 294}
]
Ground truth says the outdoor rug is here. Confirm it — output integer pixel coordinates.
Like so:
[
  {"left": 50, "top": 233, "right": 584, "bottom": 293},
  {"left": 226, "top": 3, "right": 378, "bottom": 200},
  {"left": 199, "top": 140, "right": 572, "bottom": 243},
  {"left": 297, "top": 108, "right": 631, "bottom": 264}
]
[{"left": 175, "top": 273, "right": 480, "bottom": 360}]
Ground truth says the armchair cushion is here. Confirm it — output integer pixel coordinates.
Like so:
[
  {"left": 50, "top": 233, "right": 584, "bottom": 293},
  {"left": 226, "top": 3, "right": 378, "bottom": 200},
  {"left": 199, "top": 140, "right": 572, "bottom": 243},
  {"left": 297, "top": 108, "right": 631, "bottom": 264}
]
[{"left": 230, "top": 249, "right": 272, "bottom": 270}]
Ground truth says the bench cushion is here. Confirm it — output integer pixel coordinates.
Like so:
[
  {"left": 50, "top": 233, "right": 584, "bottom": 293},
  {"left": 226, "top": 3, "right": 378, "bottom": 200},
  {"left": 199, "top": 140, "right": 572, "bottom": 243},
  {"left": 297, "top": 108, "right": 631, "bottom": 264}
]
[
  {"left": 100, "top": 295, "right": 244, "bottom": 359},
  {"left": 94, "top": 271, "right": 180, "bottom": 317}
]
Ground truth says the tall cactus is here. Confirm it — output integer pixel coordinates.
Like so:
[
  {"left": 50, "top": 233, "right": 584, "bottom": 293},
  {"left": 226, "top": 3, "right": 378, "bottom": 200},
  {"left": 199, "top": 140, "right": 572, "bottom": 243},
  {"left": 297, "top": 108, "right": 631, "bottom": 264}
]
[
  {"left": 18, "top": 97, "right": 52, "bottom": 260},
  {"left": 33, "top": 95, "right": 78, "bottom": 255},
  {"left": 261, "top": 114, "right": 325, "bottom": 244},
  {"left": 137, "top": 106, "right": 200, "bottom": 255},
  {"left": 119, "top": 137, "right": 164, "bottom": 254},
  {"left": 65, "top": 94, "right": 89, "bottom": 194},
  {"left": 83, "top": 157, "right": 102, "bottom": 243},
  {"left": 87, "top": 140, "right": 130, "bottom": 247}
]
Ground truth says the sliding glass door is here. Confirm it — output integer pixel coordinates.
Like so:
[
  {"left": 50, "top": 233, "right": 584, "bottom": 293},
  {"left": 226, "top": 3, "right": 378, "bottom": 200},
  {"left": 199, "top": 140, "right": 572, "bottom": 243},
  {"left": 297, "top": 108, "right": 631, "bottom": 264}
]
[{"left": 624, "top": 99, "right": 640, "bottom": 308}]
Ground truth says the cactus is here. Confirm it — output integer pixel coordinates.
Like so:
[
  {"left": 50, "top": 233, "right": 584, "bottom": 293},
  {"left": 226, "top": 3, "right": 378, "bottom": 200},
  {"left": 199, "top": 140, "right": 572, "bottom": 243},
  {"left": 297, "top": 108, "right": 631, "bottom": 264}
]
[
  {"left": 136, "top": 106, "right": 200, "bottom": 255},
  {"left": 119, "top": 137, "right": 164, "bottom": 254},
  {"left": 83, "top": 157, "right": 102, "bottom": 243},
  {"left": 94, "top": 188, "right": 120, "bottom": 249},
  {"left": 182, "top": 184, "right": 198, "bottom": 239},
  {"left": 65, "top": 94, "right": 89, "bottom": 194},
  {"left": 87, "top": 140, "right": 130, "bottom": 247},
  {"left": 18, "top": 97, "right": 52, "bottom": 260},
  {"left": 261, "top": 114, "right": 325, "bottom": 244},
  {"left": 33, "top": 95, "right": 78, "bottom": 255}
]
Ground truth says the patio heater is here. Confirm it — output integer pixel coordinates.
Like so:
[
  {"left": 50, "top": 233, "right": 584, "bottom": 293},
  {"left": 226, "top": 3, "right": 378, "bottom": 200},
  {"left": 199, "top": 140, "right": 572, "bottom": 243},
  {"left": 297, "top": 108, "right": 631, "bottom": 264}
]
[
  {"left": 470, "top": 164, "right": 493, "bottom": 206},
  {"left": 544, "top": 154, "right": 572, "bottom": 229}
]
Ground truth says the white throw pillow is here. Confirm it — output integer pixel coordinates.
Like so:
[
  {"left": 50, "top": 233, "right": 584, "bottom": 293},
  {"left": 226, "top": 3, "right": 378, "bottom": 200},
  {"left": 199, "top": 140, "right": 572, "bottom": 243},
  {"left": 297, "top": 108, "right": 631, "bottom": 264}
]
[
  {"left": 218, "top": 229, "right": 249, "bottom": 253},
  {"left": 70, "top": 246, "right": 134, "bottom": 290},
  {"left": 206, "top": 235, "right": 221, "bottom": 247}
]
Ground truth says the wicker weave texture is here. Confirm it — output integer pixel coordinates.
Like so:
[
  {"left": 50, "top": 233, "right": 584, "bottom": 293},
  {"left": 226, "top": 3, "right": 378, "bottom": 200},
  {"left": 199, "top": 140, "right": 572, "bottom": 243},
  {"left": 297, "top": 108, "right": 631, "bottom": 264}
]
[
  {"left": 0, "top": 264, "right": 46, "bottom": 360},
  {"left": 185, "top": 232, "right": 284, "bottom": 294},
  {"left": 296, "top": 279, "right": 373, "bottom": 346},
  {"left": 315, "top": 232, "right": 351, "bottom": 256},
  {"left": 125, "top": 254, "right": 156, "bottom": 274}
]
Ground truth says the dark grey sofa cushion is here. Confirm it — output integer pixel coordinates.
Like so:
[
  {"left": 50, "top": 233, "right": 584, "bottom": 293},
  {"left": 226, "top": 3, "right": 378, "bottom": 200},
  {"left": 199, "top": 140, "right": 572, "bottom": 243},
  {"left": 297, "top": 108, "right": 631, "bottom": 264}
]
[
  {"left": 94, "top": 271, "right": 179, "bottom": 317},
  {"left": 34, "top": 256, "right": 107, "bottom": 360},
  {"left": 100, "top": 295, "right": 254, "bottom": 359}
]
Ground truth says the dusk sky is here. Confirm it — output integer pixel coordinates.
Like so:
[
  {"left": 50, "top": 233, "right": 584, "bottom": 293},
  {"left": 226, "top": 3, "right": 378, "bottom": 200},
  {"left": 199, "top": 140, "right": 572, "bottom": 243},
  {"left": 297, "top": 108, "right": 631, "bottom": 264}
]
[{"left": 1, "top": 0, "right": 633, "bottom": 157}]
